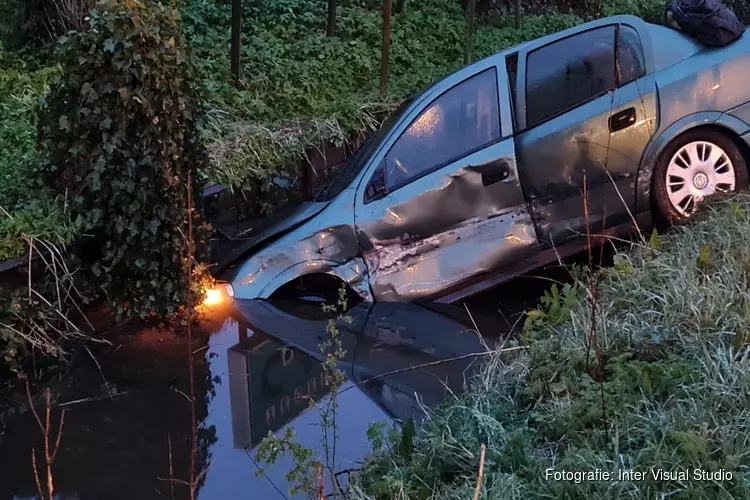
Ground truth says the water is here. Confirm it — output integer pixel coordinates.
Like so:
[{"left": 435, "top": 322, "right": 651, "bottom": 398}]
[
  {"left": 0, "top": 253, "right": 586, "bottom": 499},
  {"left": 0, "top": 298, "right": 504, "bottom": 500}
]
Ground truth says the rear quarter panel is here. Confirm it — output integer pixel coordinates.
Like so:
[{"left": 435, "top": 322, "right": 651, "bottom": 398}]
[
  {"left": 635, "top": 29, "right": 750, "bottom": 212},
  {"left": 655, "top": 31, "right": 750, "bottom": 129}
]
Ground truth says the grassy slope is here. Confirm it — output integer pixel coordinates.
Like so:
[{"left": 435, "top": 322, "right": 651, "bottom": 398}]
[{"left": 352, "top": 195, "right": 750, "bottom": 499}]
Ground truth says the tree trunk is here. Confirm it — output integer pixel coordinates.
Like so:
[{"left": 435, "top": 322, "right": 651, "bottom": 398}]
[
  {"left": 515, "top": 0, "right": 521, "bottom": 28},
  {"left": 380, "top": 0, "right": 392, "bottom": 96},
  {"left": 464, "top": 0, "right": 475, "bottom": 65},
  {"left": 395, "top": 0, "right": 406, "bottom": 14},
  {"left": 231, "top": 0, "right": 242, "bottom": 83},
  {"left": 326, "top": 0, "right": 336, "bottom": 36}
]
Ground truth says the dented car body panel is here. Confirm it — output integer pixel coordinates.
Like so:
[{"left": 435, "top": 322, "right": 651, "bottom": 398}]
[
  {"left": 354, "top": 137, "right": 538, "bottom": 301},
  {"left": 228, "top": 15, "right": 750, "bottom": 303}
]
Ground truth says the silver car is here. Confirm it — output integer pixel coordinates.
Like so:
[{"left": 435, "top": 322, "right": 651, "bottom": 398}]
[{"left": 216, "top": 15, "right": 750, "bottom": 304}]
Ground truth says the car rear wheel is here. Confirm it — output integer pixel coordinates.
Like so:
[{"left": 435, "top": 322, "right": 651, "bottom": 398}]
[{"left": 652, "top": 129, "right": 748, "bottom": 224}]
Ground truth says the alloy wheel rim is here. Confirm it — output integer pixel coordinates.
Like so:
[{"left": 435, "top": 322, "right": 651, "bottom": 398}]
[{"left": 665, "top": 141, "right": 736, "bottom": 216}]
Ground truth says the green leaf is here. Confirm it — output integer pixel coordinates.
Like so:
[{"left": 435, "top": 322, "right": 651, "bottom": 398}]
[
  {"left": 649, "top": 228, "right": 661, "bottom": 251},
  {"left": 640, "top": 370, "right": 652, "bottom": 394},
  {"left": 146, "top": 219, "right": 160, "bottom": 235},
  {"left": 733, "top": 330, "right": 745, "bottom": 351},
  {"left": 698, "top": 244, "right": 711, "bottom": 272},
  {"left": 58, "top": 116, "right": 71, "bottom": 132},
  {"left": 398, "top": 418, "right": 415, "bottom": 460}
]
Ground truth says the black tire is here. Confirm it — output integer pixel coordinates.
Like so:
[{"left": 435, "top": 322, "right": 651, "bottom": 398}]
[
  {"left": 272, "top": 274, "right": 346, "bottom": 305},
  {"left": 652, "top": 128, "right": 748, "bottom": 226}
]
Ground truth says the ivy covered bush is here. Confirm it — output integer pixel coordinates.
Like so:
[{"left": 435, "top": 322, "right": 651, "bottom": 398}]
[{"left": 36, "top": 0, "right": 209, "bottom": 320}]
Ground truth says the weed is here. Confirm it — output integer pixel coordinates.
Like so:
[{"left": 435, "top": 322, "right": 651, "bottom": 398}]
[{"left": 522, "top": 281, "right": 584, "bottom": 338}]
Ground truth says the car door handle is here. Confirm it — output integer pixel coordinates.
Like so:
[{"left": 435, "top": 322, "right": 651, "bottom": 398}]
[
  {"left": 609, "top": 107, "right": 636, "bottom": 133},
  {"left": 474, "top": 159, "right": 511, "bottom": 186}
]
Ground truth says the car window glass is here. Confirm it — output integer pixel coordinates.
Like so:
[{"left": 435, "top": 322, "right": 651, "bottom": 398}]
[
  {"left": 365, "top": 161, "right": 386, "bottom": 201},
  {"left": 526, "top": 26, "right": 616, "bottom": 128},
  {"left": 618, "top": 25, "right": 646, "bottom": 85},
  {"left": 506, "top": 54, "right": 518, "bottom": 126},
  {"left": 385, "top": 68, "right": 501, "bottom": 190}
]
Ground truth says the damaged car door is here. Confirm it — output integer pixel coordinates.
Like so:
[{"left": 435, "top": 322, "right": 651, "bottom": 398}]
[
  {"left": 354, "top": 65, "right": 540, "bottom": 301},
  {"left": 513, "top": 24, "right": 650, "bottom": 247}
]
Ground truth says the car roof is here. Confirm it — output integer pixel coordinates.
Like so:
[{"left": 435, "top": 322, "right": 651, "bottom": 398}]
[
  {"left": 486, "top": 14, "right": 647, "bottom": 61},
  {"left": 401, "top": 15, "right": 650, "bottom": 112}
]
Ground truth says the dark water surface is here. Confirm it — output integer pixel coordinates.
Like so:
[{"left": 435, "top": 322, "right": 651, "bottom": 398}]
[
  {"left": 0, "top": 262, "right": 574, "bottom": 500},
  {"left": 0, "top": 300, "right": 500, "bottom": 500}
]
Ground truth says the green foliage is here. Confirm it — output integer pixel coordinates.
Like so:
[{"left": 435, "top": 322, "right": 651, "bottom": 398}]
[
  {"left": 0, "top": 199, "right": 79, "bottom": 261},
  {"left": 473, "top": 12, "right": 584, "bottom": 59},
  {"left": 397, "top": 418, "right": 415, "bottom": 460},
  {"left": 366, "top": 421, "right": 390, "bottom": 453},
  {"left": 0, "top": 62, "right": 59, "bottom": 207},
  {"left": 35, "top": 0, "right": 209, "bottom": 320},
  {"left": 352, "top": 194, "right": 750, "bottom": 499},
  {"left": 600, "top": 0, "right": 664, "bottom": 22},
  {"left": 649, "top": 227, "right": 662, "bottom": 250},
  {"left": 254, "top": 426, "right": 320, "bottom": 497},
  {"left": 522, "top": 281, "right": 584, "bottom": 337},
  {"left": 697, "top": 243, "right": 711, "bottom": 272},
  {"left": 0, "top": 50, "right": 78, "bottom": 261}
]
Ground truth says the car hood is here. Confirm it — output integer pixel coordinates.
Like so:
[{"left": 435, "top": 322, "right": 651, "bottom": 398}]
[{"left": 213, "top": 200, "right": 330, "bottom": 277}]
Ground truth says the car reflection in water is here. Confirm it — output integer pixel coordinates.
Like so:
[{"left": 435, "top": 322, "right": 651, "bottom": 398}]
[{"left": 198, "top": 298, "right": 497, "bottom": 498}]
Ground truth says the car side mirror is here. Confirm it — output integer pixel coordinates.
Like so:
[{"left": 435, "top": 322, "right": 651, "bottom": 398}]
[{"left": 364, "top": 163, "right": 387, "bottom": 203}]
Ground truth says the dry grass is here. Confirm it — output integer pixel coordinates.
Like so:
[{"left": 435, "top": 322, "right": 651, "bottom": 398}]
[
  {"left": 1, "top": 236, "right": 105, "bottom": 366},
  {"left": 204, "top": 98, "right": 398, "bottom": 192}
]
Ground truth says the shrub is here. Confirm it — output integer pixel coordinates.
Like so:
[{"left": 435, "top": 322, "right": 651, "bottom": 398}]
[{"left": 36, "top": 0, "right": 209, "bottom": 320}]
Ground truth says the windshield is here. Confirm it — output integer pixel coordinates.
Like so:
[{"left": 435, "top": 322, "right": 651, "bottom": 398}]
[{"left": 315, "top": 95, "right": 419, "bottom": 201}]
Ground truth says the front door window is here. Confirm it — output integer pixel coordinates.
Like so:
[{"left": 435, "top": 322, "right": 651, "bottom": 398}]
[{"left": 384, "top": 68, "right": 501, "bottom": 190}]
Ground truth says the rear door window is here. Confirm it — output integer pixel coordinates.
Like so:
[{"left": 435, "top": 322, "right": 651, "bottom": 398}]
[
  {"left": 617, "top": 25, "right": 646, "bottom": 85},
  {"left": 525, "top": 26, "right": 617, "bottom": 129}
]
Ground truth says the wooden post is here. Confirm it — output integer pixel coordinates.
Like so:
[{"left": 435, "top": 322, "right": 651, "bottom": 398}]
[
  {"left": 515, "top": 0, "right": 521, "bottom": 29},
  {"left": 464, "top": 0, "right": 475, "bottom": 65},
  {"left": 395, "top": 0, "right": 406, "bottom": 14},
  {"left": 231, "top": 0, "right": 242, "bottom": 83},
  {"left": 326, "top": 0, "right": 336, "bottom": 36},
  {"left": 380, "top": 0, "right": 392, "bottom": 96}
]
